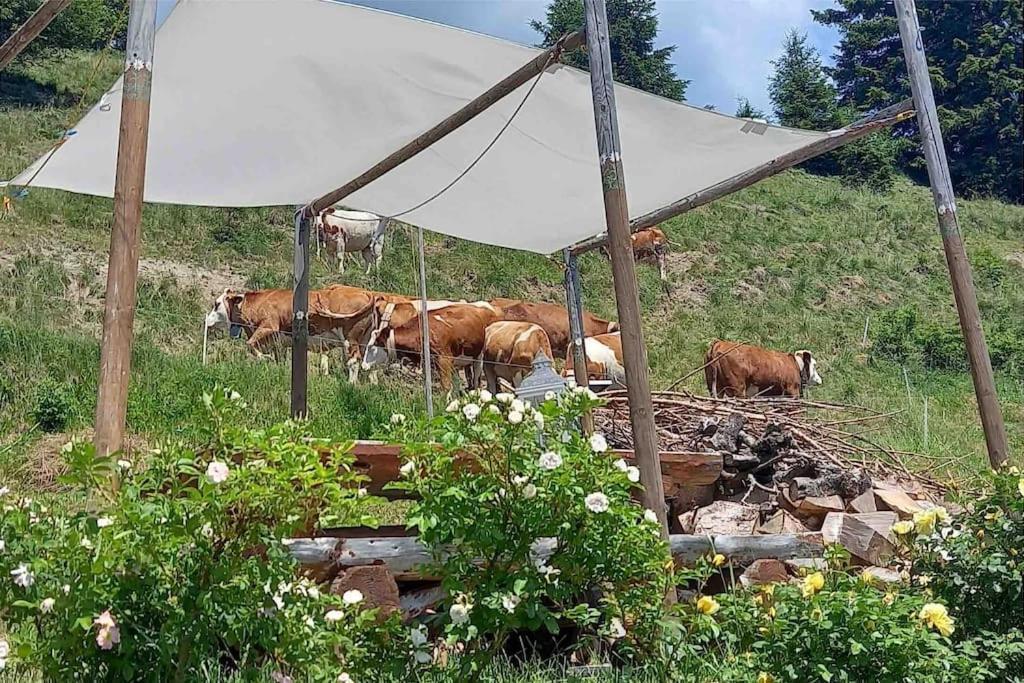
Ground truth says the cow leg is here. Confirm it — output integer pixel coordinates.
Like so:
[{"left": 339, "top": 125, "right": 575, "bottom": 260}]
[
  {"left": 247, "top": 327, "right": 278, "bottom": 359},
  {"left": 657, "top": 252, "right": 667, "bottom": 281},
  {"left": 319, "top": 352, "right": 330, "bottom": 376},
  {"left": 363, "top": 248, "right": 374, "bottom": 276},
  {"left": 437, "top": 354, "right": 454, "bottom": 393},
  {"left": 484, "top": 364, "right": 498, "bottom": 394}
]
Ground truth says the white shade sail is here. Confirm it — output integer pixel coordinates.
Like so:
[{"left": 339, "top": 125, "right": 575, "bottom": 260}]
[{"left": 14, "top": 0, "right": 830, "bottom": 254}]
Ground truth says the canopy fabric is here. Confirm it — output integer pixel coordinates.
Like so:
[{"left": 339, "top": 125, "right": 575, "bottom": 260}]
[{"left": 14, "top": 0, "right": 831, "bottom": 255}]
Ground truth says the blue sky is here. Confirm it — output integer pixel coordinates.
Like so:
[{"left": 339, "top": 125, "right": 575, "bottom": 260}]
[{"left": 155, "top": 0, "right": 840, "bottom": 116}]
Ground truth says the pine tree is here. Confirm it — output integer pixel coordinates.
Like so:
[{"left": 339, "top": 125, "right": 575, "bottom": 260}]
[
  {"left": 735, "top": 97, "right": 767, "bottom": 120},
  {"left": 0, "top": 0, "right": 124, "bottom": 60},
  {"left": 813, "top": 0, "right": 1023, "bottom": 203},
  {"left": 531, "top": 0, "right": 689, "bottom": 101},
  {"left": 768, "top": 31, "right": 838, "bottom": 130}
]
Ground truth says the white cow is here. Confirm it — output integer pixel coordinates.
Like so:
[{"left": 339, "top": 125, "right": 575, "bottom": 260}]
[{"left": 314, "top": 208, "right": 388, "bottom": 274}]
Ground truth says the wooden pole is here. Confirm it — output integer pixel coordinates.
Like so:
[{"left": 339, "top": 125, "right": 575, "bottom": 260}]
[
  {"left": 93, "top": 0, "right": 157, "bottom": 463},
  {"left": 570, "top": 99, "right": 914, "bottom": 256},
  {"left": 416, "top": 226, "right": 434, "bottom": 416},
  {"left": 562, "top": 248, "right": 593, "bottom": 433},
  {"left": 290, "top": 211, "right": 311, "bottom": 418},
  {"left": 0, "top": 0, "right": 72, "bottom": 72},
  {"left": 582, "top": 0, "right": 670, "bottom": 544},
  {"left": 894, "top": 0, "right": 1008, "bottom": 468}
]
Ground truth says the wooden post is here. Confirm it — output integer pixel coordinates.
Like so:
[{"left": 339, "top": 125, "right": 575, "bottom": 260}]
[
  {"left": 0, "top": 0, "right": 72, "bottom": 72},
  {"left": 93, "top": 0, "right": 157, "bottom": 463},
  {"left": 562, "top": 248, "right": 592, "bottom": 433},
  {"left": 290, "top": 211, "right": 311, "bottom": 418},
  {"left": 894, "top": 0, "right": 1008, "bottom": 468},
  {"left": 582, "top": 0, "right": 670, "bottom": 542},
  {"left": 570, "top": 99, "right": 914, "bottom": 256},
  {"left": 415, "top": 226, "right": 434, "bottom": 416}
]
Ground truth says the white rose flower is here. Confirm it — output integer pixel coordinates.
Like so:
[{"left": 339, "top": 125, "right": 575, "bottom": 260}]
[
  {"left": 496, "top": 392, "right": 514, "bottom": 404},
  {"left": 97, "top": 517, "right": 114, "bottom": 528},
  {"left": 585, "top": 492, "right": 610, "bottom": 513},
  {"left": 325, "top": 609, "right": 344, "bottom": 623},
  {"left": 479, "top": 389, "right": 493, "bottom": 403},
  {"left": 400, "top": 461, "right": 415, "bottom": 476},
  {"left": 522, "top": 483, "right": 537, "bottom": 500},
  {"left": 304, "top": 615, "right": 315, "bottom": 629},
  {"left": 446, "top": 400, "right": 460, "bottom": 413},
  {"left": 410, "top": 625, "right": 428, "bottom": 646},
  {"left": 80, "top": 538, "right": 93, "bottom": 550},
  {"left": 589, "top": 433, "right": 608, "bottom": 453},
  {"left": 356, "top": 488, "right": 367, "bottom": 497},
  {"left": 307, "top": 586, "right": 321, "bottom": 600},
  {"left": 206, "top": 461, "right": 230, "bottom": 484},
  {"left": 507, "top": 410, "right": 523, "bottom": 424},
  {"left": 40, "top": 597, "right": 55, "bottom": 613},
  {"left": 62, "top": 584, "right": 71, "bottom": 595},
  {"left": 626, "top": 466, "right": 641, "bottom": 483},
  {"left": 560, "top": 431, "right": 572, "bottom": 443},
  {"left": 229, "top": 390, "right": 241, "bottom": 401},
  {"left": 273, "top": 594, "right": 286, "bottom": 611},
  {"left": 510, "top": 399, "right": 526, "bottom": 413},
  {"left": 614, "top": 459, "right": 628, "bottom": 472},
  {"left": 117, "top": 459, "right": 131, "bottom": 470},
  {"left": 462, "top": 403, "right": 481, "bottom": 421},
  {"left": 538, "top": 451, "right": 563, "bottom": 470},
  {"left": 608, "top": 617, "right": 626, "bottom": 640},
  {"left": 501, "top": 594, "right": 521, "bottom": 613},
  {"left": 449, "top": 603, "right": 471, "bottom": 625},
  {"left": 337, "top": 674, "right": 354, "bottom": 683},
  {"left": 538, "top": 564, "right": 561, "bottom": 583},
  {"left": 390, "top": 413, "right": 406, "bottom": 425},
  {"left": 643, "top": 509, "right": 659, "bottom": 524},
  {"left": 11, "top": 564, "right": 34, "bottom": 588},
  {"left": 512, "top": 474, "right": 529, "bottom": 485},
  {"left": 544, "top": 391, "right": 556, "bottom": 401},
  {"left": 0, "top": 486, "right": 8, "bottom": 497},
  {"left": 0, "top": 638, "right": 8, "bottom": 658},
  {"left": 0, "top": 540, "right": 5, "bottom": 553},
  {"left": 342, "top": 589, "right": 364, "bottom": 605}
]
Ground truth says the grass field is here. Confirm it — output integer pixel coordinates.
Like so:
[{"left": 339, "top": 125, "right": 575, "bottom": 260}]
[{"left": 1, "top": 51, "right": 1022, "bottom": 491}]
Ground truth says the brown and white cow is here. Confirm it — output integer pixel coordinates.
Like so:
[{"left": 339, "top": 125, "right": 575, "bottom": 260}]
[
  {"left": 482, "top": 321, "right": 554, "bottom": 393},
  {"left": 600, "top": 226, "right": 670, "bottom": 280},
  {"left": 563, "top": 332, "right": 625, "bottom": 387},
  {"left": 361, "top": 301, "right": 502, "bottom": 391},
  {"left": 489, "top": 298, "right": 618, "bottom": 360},
  {"left": 314, "top": 208, "right": 387, "bottom": 274},
  {"left": 703, "top": 340, "right": 822, "bottom": 399}
]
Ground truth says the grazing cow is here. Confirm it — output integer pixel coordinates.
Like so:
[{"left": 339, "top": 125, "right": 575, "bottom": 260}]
[
  {"left": 482, "top": 321, "right": 554, "bottom": 393},
  {"left": 362, "top": 301, "right": 502, "bottom": 391},
  {"left": 489, "top": 298, "right": 618, "bottom": 360},
  {"left": 601, "top": 227, "right": 670, "bottom": 280},
  {"left": 204, "top": 286, "right": 374, "bottom": 376},
  {"left": 563, "top": 332, "right": 625, "bottom": 386},
  {"left": 703, "top": 340, "right": 822, "bottom": 399},
  {"left": 314, "top": 208, "right": 387, "bottom": 274}
]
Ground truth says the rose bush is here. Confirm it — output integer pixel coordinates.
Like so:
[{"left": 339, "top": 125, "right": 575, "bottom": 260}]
[
  {"left": 388, "top": 388, "right": 673, "bottom": 673},
  {"left": 0, "top": 387, "right": 409, "bottom": 681}
]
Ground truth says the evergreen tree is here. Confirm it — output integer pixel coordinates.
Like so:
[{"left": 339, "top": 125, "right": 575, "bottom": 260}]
[
  {"left": 768, "top": 30, "right": 838, "bottom": 130},
  {"left": 813, "top": 0, "right": 1023, "bottom": 203},
  {"left": 735, "top": 97, "right": 767, "bottom": 120},
  {"left": 0, "top": 0, "right": 125, "bottom": 60},
  {"left": 531, "top": 0, "right": 688, "bottom": 101}
]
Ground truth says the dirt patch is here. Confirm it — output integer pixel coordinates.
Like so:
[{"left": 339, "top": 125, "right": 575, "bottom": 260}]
[
  {"left": 16, "top": 428, "right": 151, "bottom": 493},
  {"left": 1006, "top": 252, "right": 1024, "bottom": 269}
]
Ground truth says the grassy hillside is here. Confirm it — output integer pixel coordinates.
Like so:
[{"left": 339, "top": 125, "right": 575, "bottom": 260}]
[{"left": 1, "top": 52, "right": 1021, "bottom": 490}]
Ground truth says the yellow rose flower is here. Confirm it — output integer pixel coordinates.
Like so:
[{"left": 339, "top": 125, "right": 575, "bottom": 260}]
[
  {"left": 891, "top": 520, "right": 915, "bottom": 536},
  {"left": 1018, "top": 477, "right": 1024, "bottom": 498},
  {"left": 916, "top": 574, "right": 933, "bottom": 586},
  {"left": 883, "top": 592, "right": 896, "bottom": 606},
  {"left": 860, "top": 570, "right": 877, "bottom": 587},
  {"left": 712, "top": 553, "right": 727, "bottom": 567},
  {"left": 919, "top": 602, "right": 955, "bottom": 637},
  {"left": 801, "top": 572, "right": 825, "bottom": 598},
  {"left": 696, "top": 595, "right": 720, "bottom": 615},
  {"left": 758, "top": 673, "right": 775, "bottom": 683},
  {"left": 913, "top": 509, "right": 939, "bottom": 535}
]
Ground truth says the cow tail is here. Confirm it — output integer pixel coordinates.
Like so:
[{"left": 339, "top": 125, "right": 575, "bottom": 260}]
[{"left": 705, "top": 343, "right": 719, "bottom": 398}]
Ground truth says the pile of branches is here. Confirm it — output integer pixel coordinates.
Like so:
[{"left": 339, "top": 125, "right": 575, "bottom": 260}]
[{"left": 594, "top": 390, "right": 942, "bottom": 496}]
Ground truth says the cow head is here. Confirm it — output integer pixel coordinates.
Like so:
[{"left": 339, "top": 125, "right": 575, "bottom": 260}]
[
  {"left": 361, "top": 300, "right": 398, "bottom": 372},
  {"left": 206, "top": 289, "right": 245, "bottom": 338},
  {"left": 793, "top": 350, "right": 822, "bottom": 387},
  {"left": 607, "top": 321, "right": 620, "bottom": 333}
]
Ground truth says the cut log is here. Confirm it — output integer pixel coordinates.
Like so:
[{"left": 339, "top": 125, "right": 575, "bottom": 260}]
[
  {"left": 821, "top": 512, "right": 897, "bottom": 566},
  {"left": 288, "top": 533, "right": 824, "bottom": 580},
  {"left": 779, "top": 490, "right": 845, "bottom": 530},
  {"left": 788, "top": 471, "right": 872, "bottom": 500},
  {"left": 757, "top": 510, "right": 809, "bottom": 535},
  {"left": 846, "top": 489, "right": 877, "bottom": 514},
  {"left": 740, "top": 558, "right": 791, "bottom": 586},
  {"left": 873, "top": 488, "right": 923, "bottom": 518},
  {"left": 680, "top": 501, "right": 759, "bottom": 535}
]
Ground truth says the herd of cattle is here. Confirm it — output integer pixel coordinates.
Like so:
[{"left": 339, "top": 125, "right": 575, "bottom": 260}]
[
  {"left": 204, "top": 207, "right": 822, "bottom": 396},
  {"left": 204, "top": 285, "right": 822, "bottom": 398}
]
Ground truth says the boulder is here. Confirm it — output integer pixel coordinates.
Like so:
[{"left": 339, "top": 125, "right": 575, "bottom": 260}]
[
  {"left": 821, "top": 512, "right": 897, "bottom": 566},
  {"left": 680, "top": 500, "right": 759, "bottom": 535},
  {"left": 329, "top": 565, "right": 400, "bottom": 619},
  {"left": 740, "top": 559, "right": 791, "bottom": 587},
  {"left": 873, "top": 488, "right": 923, "bottom": 519}
]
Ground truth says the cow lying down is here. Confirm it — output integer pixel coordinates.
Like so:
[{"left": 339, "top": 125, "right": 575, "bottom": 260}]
[{"left": 704, "top": 340, "right": 822, "bottom": 398}]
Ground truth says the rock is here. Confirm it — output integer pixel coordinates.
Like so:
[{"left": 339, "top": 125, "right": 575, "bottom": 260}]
[
  {"left": 329, "top": 565, "right": 400, "bottom": 619},
  {"left": 711, "top": 414, "right": 745, "bottom": 452},
  {"left": 679, "top": 500, "right": 759, "bottom": 535},
  {"left": 788, "top": 471, "right": 872, "bottom": 500},
  {"left": 861, "top": 566, "right": 903, "bottom": 585},
  {"left": 821, "top": 512, "right": 897, "bottom": 566},
  {"left": 785, "top": 558, "right": 827, "bottom": 574},
  {"left": 731, "top": 450, "right": 761, "bottom": 470},
  {"left": 846, "top": 489, "right": 877, "bottom": 514},
  {"left": 757, "top": 510, "right": 810, "bottom": 535},
  {"left": 780, "top": 490, "right": 845, "bottom": 530},
  {"left": 873, "top": 488, "right": 923, "bottom": 519},
  {"left": 740, "top": 559, "right": 791, "bottom": 586},
  {"left": 696, "top": 417, "right": 718, "bottom": 437}
]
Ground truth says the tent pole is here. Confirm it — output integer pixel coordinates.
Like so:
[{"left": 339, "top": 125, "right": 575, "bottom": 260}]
[
  {"left": 0, "top": 0, "right": 72, "bottom": 72},
  {"left": 290, "top": 211, "right": 311, "bottom": 418},
  {"left": 416, "top": 226, "right": 434, "bottom": 416},
  {"left": 93, "top": 0, "right": 157, "bottom": 470},
  {"left": 562, "top": 248, "right": 592, "bottom": 433},
  {"left": 570, "top": 98, "right": 914, "bottom": 256},
  {"left": 582, "top": 0, "right": 671, "bottom": 551},
  {"left": 893, "top": 0, "right": 1008, "bottom": 468}
]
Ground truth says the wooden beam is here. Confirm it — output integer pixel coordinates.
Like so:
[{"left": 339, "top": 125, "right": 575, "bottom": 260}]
[
  {"left": 415, "top": 226, "right": 434, "bottom": 416},
  {"left": 570, "top": 99, "right": 915, "bottom": 256},
  {"left": 0, "top": 0, "right": 73, "bottom": 72},
  {"left": 582, "top": 0, "right": 669, "bottom": 546},
  {"left": 290, "top": 212, "right": 310, "bottom": 418},
  {"left": 893, "top": 0, "right": 1008, "bottom": 468},
  {"left": 93, "top": 0, "right": 158, "bottom": 463},
  {"left": 562, "top": 248, "right": 593, "bottom": 433},
  {"left": 287, "top": 533, "right": 824, "bottom": 581}
]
